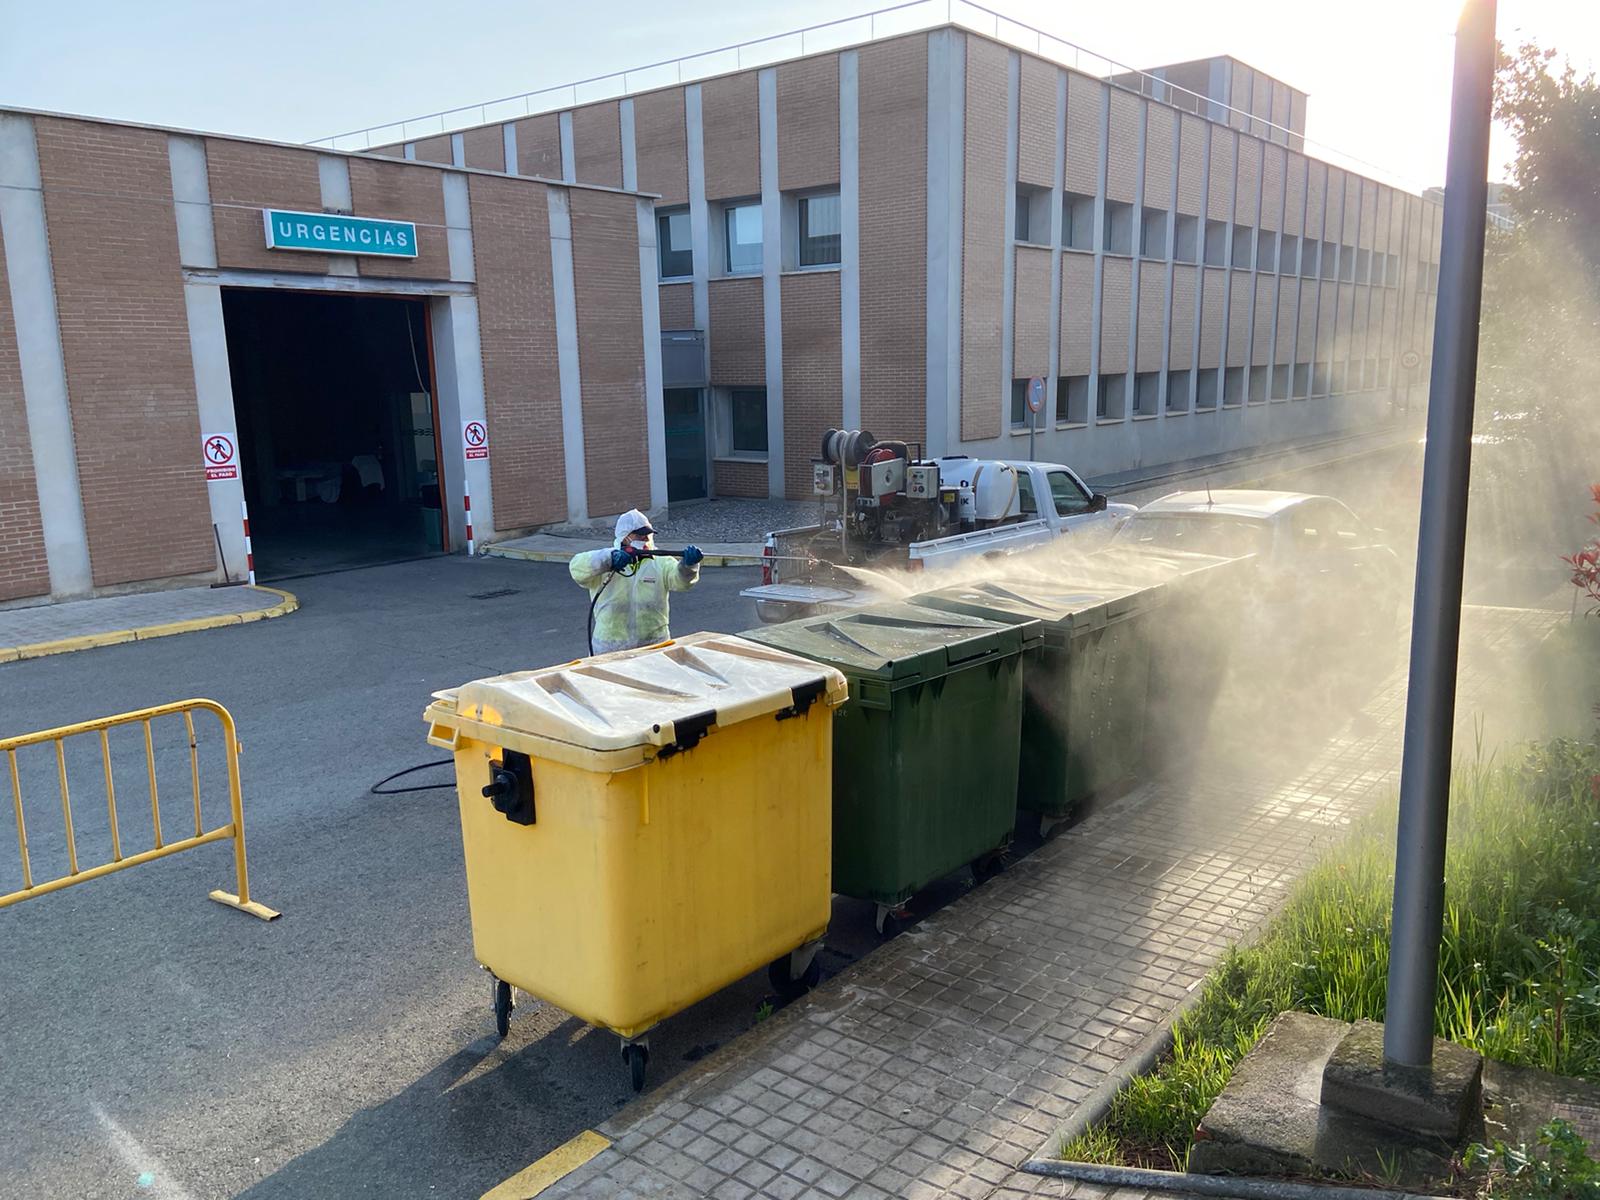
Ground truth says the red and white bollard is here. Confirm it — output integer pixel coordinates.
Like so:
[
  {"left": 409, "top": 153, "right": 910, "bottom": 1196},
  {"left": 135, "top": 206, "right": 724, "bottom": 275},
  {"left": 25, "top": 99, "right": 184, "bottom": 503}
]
[
  {"left": 463, "top": 489, "right": 475, "bottom": 557},
  {"left": 240, "top": 498, "right": 256, "bottom": 586}
]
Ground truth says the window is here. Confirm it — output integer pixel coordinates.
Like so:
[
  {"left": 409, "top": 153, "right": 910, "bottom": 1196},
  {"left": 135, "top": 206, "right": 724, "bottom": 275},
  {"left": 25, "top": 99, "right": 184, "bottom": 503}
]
[
  {"left": 657, "top": 207, "right": 693, "bottom": 278},
  {"left": 1312, "top": 360, "right": 1330, "bottom": 395},
  {"left": 1388, "top": 254, "right": 1400, "bottom": 286},
  {"left": 1231, "top": 226, "right": 1254, "bottom": 270},
  {"left": 723, "top": 202, "right": 762, "bottom": 274},
  {"left": 1057, "top": 374, "right": 1089, "bottom": 424},
  {"left": 1103, "top": 201, "right": 1134, "bottom": 255},
  {"left": 1256, "top": 230, "right": 1278, "bottom": 273},
  {"left": 1167, "top": 369, "right": 1191, "bottom": 412},
  {"left": 1223, "top": 365, "right": 1246, "bottom": 405},
  {"left": 1364, "top": 358, "right": 1379, "bottom": 389},
  {"left": 1299, "top": 240, "right": 1319, "bottom": 278},
  {"left": 1339, "top": 245, "right": 1356, "bottom": 282},
  {"left": 1134, "top": 371, "right": 1161, "bottom": 416},
  {"left": 1379, "top": 357, "right": 1392, "bottom": 385},
  {"left": 1330, "top": 361, "right": 1347, "bottom": 394},
  {"left": 1064, "top": 192, "right": 1096, "bottom": 250},
  {"left": 1248, "top": 364, "right": 1270, "bottom": 402},
  {"left": 1140, "top": 206, "right": 1169, "bottom": 259},
  {"left": 1010, "top": 378, "right": 1034, "bottom": 428},
  {"left": 1016, "top": 470, "right": 1038, "bottom": 516},
  {"left": 1293, "top": 361, "right": 1312, "bottom": 397},
  {"left": 798, "top": 192, "right": 841, "bottom": 266},
  {"left": 1174, "top": 214, "right": 1199, "bottom": 263},
  {"left": 1195, "top": 368, "right": 1220, "bottom": 409},
  {"left": 1097, "top": 372, "right": 1127, "bottom": 419},
  {"left": 1356, "top": 248, "right": 1372, "bottom": 285},
  {"left": 1280, "top": 234, "right": 1300, "bottom": 275},
  {"left": 1204, "top": 219, "right": 1228, "bottom": 267},
  {"left": 1047, "top": 470, "right": 1094, "bottom": 516},
  {"left": 1016, "top": 185, "right": 1051, "bottom": 246},
  {"left": 729, "top": 387, "right": 767, "bottom": 453},
  {"left": 1272, "top": 363, "right": 1292, "bottom": 399},
  {"left": 1321, "top": 240, "right": 1339, "bottom": 279}
]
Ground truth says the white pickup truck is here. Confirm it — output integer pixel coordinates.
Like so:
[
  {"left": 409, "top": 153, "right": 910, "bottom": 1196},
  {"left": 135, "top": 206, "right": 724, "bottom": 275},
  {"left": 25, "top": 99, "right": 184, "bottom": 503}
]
[{"left": 742, "top": 457, "right": 1134, "bottom": 623}]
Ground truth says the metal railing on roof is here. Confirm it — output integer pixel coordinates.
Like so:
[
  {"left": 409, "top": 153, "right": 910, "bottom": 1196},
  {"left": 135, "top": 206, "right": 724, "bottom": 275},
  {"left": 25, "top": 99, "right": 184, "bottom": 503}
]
[{"left": 309, "top": 0, "right": 1425, "bottom": 193}]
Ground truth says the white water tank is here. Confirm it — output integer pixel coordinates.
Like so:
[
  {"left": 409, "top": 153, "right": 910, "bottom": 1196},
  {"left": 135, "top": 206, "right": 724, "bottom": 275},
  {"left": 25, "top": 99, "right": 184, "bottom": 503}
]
[{"left": 935, "top": 458, "right": 1020, "bottom": 522}]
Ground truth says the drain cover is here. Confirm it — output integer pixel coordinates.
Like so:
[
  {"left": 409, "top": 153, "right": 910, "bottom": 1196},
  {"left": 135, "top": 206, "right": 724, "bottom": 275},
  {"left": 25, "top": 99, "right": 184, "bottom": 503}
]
[{"left": 469, "top": 588, "right": 521, "bottom": 600}]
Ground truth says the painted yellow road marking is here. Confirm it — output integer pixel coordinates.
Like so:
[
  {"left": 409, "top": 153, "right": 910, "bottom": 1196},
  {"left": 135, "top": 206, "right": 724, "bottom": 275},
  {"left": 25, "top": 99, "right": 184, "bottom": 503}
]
[{"left": 479, "top": 1130, "right": 611, "bottom": 1200}]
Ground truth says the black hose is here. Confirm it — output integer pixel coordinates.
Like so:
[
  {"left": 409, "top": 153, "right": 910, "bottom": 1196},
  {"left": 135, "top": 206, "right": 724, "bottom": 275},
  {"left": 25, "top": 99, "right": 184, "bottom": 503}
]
[{"left": 370, "top": 760, "right": 456, "bottom": 795}]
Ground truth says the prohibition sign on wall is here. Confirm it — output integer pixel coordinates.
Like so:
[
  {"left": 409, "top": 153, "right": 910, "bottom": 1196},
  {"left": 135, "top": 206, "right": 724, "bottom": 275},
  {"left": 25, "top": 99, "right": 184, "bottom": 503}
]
[
  {"left": 463, "top": 420, "right": 489, "bottom": 460},
  {"left": 203, "top": 433, "right": 238, "bottom": 482}
]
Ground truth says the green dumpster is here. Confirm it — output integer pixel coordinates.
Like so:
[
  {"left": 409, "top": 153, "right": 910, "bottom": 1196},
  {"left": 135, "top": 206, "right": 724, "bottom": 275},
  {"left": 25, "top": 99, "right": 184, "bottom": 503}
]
[
  {"left": 1077, "top": 547, "right": 1251, "bottom": 771},
  {"left": 742, "top": 600, "right": 1030, "bottom": 932},
  {"left": 910, "top": 578, "right": 1163, "bottom": 836}
]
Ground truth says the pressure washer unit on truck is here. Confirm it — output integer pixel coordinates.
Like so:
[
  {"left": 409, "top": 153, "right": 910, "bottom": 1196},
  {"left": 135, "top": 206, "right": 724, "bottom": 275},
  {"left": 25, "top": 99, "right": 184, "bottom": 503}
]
[
  {"left": 811, "top": 428, "right": 1035, "bottom": 550},
  {"left": 744, "top": 430, "right": 1134, "bottom": 624}
]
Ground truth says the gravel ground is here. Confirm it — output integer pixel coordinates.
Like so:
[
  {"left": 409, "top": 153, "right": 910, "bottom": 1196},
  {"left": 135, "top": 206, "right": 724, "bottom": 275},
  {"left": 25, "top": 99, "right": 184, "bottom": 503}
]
[{"left": 545, "top": 498, "right": 822, "bottom": 544}]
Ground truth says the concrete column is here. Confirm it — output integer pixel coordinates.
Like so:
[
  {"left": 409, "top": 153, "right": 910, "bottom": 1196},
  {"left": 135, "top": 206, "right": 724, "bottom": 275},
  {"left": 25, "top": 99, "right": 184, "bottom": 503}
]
[
  {"left": 429, "top": 295, "right": 493, "bottom": 545},
  {"left": 636, "top": 197, "right": 669, "bottom": 511},
  {"left": 925, "top": 28, "right": 965, "bottom": 457},
  {"left": 684, "top": 86, "right": 711, "bottom": 335},
  {"left": 619, "top": 98, "right": 638, "bottom": 192},
  {"left": 450, "top": 132, "right": 465, "bottom": 168},
  {"left": 758, "top": 67, "right": 785, "bottom": 497},
  {"left": 168, "top": 133, "right": 246, "bottom": 583},
  {"left": 1126, "top": 101, "right": 1147, "bottom": 415},
  {"left": 442, "top": 173, "right": 475, "bottom": 284},
  {"left": 546, "top": 188, "right": 589, "bottom": 522},
  {"left": 558, "top": 112, "right": 576, "bottom": 183},
  {"left": 1000, "top": 52, "right": 1020, "bottom": 431},
  {"left": 317, "top": 154, "right": 358, "bottom": 277},
  {"left": 839, "top": 49, "right": 862, "bottom": 432},
  {"left": 1218, "top": 130, "right": 1237, "bottom": 402},
  {"left": 1159, "top": 104, "right": 1182, "bottom": 416},
  {"left": 1046, "top": 68, "right": 1066, "bottom": 421},
  {"left": 1087, "top": 84, "right": 1109, "bottom": 413},
  {"left": 502, "top": 123, "right": 519, "bottom": 176},
  {"left": 403, "top": 142, "right": 417, "bottom": 160},
  {"left": 1191, "top": 120, "right": 1210, "bottom": 388},
  {"left": 0, "top": 112, "right": 92, "bottom": 597},
  {"left": 1308, "top": 167, "right": 1329, "bottom": 391}
]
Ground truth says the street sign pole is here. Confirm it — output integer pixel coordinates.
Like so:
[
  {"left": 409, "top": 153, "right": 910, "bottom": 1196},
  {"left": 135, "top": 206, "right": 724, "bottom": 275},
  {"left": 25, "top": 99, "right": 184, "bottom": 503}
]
[
  {"left": 1026, "top": 377, "right": 1044, "bottom": 462},
  {"left": 1383, "top": 0, "right": 1497, "bottom": 1070}
]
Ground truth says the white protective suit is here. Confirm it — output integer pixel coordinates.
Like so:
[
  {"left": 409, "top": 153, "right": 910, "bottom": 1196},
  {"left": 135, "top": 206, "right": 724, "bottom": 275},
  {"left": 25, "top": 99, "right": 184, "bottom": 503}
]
[{"left": 570, "top": 509, "right": 700, "bottom": 655}]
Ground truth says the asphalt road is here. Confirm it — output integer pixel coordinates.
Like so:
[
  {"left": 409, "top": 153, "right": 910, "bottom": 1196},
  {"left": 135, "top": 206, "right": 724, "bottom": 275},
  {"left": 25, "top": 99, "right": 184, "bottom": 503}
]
[{"left": 1, "top": 558, "right": 932, "bottom": 1200}]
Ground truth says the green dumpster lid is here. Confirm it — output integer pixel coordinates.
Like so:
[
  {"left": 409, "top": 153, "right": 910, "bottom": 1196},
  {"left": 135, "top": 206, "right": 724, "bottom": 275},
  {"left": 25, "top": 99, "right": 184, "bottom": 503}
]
[
  {"left": 741, "top": 599, "right": 1029, "bottom": 683},
  {"left": 423, "top": 631, "right": 847, "bottom": 771},
  {"left": 913, "top": 576, "right": 1157, "bottom": 633}
]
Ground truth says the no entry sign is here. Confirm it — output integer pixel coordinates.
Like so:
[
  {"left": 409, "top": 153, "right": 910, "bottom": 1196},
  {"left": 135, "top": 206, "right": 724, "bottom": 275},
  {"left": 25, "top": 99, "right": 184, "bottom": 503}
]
[
  {"left": 203, "top": 433, "right": 238, "bottom": 482},
  {"left": 463, "top": 420, "right": 489, "bottom": 460}
]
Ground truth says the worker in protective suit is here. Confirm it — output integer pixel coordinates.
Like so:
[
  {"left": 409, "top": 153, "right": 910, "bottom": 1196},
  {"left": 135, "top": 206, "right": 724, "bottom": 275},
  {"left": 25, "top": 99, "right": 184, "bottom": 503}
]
[{"left": 571, "top": 509, "right": 704, "bottom": 655}]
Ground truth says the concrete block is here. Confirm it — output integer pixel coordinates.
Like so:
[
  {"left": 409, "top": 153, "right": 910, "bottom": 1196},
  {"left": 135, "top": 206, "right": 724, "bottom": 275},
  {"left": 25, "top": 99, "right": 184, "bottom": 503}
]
[{"left": 1321, "top": 1019, "right": 1483, "bottom": 1140}]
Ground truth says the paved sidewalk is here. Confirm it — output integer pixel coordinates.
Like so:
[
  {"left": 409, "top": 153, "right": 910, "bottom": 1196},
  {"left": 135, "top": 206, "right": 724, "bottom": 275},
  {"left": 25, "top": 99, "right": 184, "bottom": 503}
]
[
  {"left": 519, "top": 604, "right": 1555, "bottom": 1200},
  {"left": 0, "top": 584, "right": 296, "bottom": 662}
]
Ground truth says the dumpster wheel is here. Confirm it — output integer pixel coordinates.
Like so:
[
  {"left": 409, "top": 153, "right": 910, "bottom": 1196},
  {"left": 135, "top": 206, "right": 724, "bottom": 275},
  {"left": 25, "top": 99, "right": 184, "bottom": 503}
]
[
  {"left": 970, "top": 849, "right": 1010, "bottom": 886},
  {"left": 622, "top": 1041, "right": 649, "bottom": 1092},
  {"left": 874, "top": 905, "right": 913, "bottom": 939},
  {"left": 492, "top": 976, "right": 513, "bottom": 1039},
  {"left": 767, "top": 952, "right": 822, "bottom": 1001}
]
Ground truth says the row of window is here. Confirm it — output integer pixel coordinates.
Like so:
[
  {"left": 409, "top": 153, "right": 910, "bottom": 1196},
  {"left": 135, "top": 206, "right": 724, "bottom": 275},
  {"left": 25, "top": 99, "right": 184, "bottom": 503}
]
[
  {"left": 657, "top": 191, "right": 841, "bottom": 279},
  {"left": 1015, "top": 186, "right": 1424, "bottom": 288},
  {"left": 1010, "top": 358, "right": 1396, "bottom": 426}
]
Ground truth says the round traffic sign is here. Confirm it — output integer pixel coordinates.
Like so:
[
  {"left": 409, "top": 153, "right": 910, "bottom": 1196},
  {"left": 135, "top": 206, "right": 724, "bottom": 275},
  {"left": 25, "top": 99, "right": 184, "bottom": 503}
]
[
  {"left": 1400, "top": 349, "right": 1422, "bottom": 371},
  {"left": 1026, "top": 377, "right": 1045, "bottom": 414},
  {"left": 204, "top": 434, "right": 235, "bottom": 465},
  {"left": 464, "top": 421, "right": 487, "bottom": 447}
]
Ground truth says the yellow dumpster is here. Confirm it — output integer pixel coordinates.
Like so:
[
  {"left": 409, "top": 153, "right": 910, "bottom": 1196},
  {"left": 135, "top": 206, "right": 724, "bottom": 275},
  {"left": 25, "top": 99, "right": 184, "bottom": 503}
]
[{"left": 423, "top": 632, "right": 847, "bottom": 1091}]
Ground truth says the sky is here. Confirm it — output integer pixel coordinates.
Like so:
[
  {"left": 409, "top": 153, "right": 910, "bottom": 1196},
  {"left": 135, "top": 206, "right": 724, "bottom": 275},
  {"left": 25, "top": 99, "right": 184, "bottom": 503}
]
[{"left": 2, "top": 0, "right": 1595, "bottom": 191}]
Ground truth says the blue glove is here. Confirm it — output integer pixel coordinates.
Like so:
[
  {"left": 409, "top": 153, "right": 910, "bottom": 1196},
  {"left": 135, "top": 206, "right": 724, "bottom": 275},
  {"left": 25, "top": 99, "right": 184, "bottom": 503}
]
[
  {"left": 609, "top": 547, "right": 633, "bottom": 572},
  {"left": 682, "top": 545, "right": 704, "bottom": 567}
]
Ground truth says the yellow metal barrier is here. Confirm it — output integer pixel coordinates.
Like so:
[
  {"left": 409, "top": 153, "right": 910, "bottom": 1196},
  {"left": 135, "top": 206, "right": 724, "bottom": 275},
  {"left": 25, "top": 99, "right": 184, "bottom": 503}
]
[{"left": 1, "top": 699, "right": 279, "bottom": 920}]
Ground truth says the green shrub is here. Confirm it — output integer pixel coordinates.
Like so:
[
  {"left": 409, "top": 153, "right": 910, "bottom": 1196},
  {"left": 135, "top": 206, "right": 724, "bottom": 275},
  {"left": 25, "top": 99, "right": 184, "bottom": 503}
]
[{"left": 1467, "top": 1119, "right": 1600, "bottom": 1200}]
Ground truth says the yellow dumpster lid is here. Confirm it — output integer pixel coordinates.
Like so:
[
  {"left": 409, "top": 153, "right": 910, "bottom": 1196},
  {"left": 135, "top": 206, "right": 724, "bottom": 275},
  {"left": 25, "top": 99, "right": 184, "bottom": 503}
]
[{"left": 424, "top": 632, "right": 847, "bottom": 771}]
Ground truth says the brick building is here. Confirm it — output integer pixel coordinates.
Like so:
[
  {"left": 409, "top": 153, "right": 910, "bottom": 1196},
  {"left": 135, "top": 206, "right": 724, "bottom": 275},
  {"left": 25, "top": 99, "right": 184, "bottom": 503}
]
[
  {"left": 0, "top": 18, "right": 1443, "bottom": 600},
  {"left": 367, "top": 24, "right": 1443, "bottom": 504},
  {"left": 0, "top": 108, "right": 664, "bottom": 602}
]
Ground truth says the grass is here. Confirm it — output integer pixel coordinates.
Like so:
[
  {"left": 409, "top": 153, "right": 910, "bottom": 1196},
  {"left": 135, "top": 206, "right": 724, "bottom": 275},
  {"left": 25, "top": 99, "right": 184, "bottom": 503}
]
[{"left": 1062, "top": 736, "right": 1600, "bottom": 1172}]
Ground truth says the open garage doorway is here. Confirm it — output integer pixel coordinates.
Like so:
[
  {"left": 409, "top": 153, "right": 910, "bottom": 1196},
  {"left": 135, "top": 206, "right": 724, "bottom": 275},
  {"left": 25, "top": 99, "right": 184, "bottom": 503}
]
[{"left": 222, "top": 289, "right": 447, "bottom": 579}]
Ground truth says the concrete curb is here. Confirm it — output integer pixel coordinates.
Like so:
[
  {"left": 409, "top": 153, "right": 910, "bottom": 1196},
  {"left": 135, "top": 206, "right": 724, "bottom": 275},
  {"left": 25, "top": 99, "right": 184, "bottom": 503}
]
[
  {"left": 0, "top": 586, "right": 299, "bottom": 664},
  {"left": 484, "top": 543, "right": 763, "bottom": 568}
]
